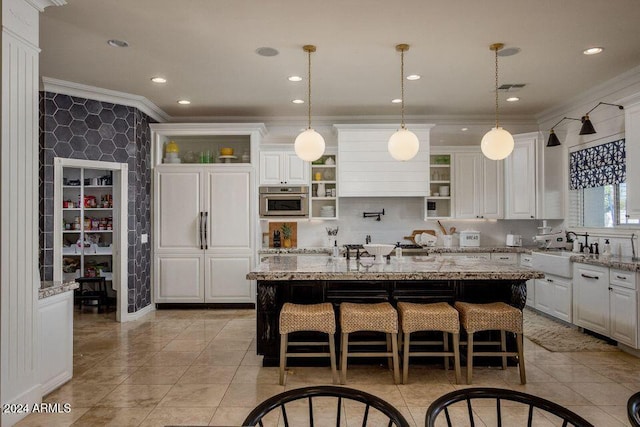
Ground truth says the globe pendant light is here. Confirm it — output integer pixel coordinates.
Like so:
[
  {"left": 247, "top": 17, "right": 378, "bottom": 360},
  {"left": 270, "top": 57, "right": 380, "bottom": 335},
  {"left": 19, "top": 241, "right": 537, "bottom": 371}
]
[
  {"left": 388, "top": 44, "right": 420, "bottom": 161},
  {"left": 480, "top": 43, "right": 514, "bottom": 160},
  {"left": 294, "top": 45, "right": 325, "bottom": 162}
]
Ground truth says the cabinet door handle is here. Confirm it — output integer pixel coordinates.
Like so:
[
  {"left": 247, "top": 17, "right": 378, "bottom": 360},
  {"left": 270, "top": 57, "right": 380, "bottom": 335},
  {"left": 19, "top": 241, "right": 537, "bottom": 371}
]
[
  {"left": 609, "top": 287, "right": 613, "bottom": 291},
  {"left": 204, "top": 212, "right": 208, "bottom": 250},
  {"left": 615, "top": 275, "right": 627, "bottom": 280},
  {"left": 199, "top": 212, "right": 204, "bottom": 250},
  {"left": 581, "top": 273, "right": 599, "bottom": 279},
  {"left": 546, "top": 278, "right": 554, "bottom": 283}
]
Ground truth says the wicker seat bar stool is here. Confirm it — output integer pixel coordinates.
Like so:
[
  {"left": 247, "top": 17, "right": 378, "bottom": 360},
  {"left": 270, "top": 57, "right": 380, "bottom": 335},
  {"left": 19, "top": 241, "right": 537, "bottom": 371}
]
[
  {"left": 398, "top": 302, "right": 461, "bottom": 384},
  {"left": 279, "top": 302, "right": 338, "bottom": 385},
  {"left": 454, "top": 301, "right": 526, "bottom": 385},
  {"left": 339, "top": 302, "right": 400, "bottom": 384}
]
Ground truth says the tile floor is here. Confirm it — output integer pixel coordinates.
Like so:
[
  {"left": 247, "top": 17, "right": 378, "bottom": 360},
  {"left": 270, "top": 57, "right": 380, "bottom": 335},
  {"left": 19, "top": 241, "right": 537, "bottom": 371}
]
[{"left": 16, "top": 308, "right": 640, "bottom": 426}]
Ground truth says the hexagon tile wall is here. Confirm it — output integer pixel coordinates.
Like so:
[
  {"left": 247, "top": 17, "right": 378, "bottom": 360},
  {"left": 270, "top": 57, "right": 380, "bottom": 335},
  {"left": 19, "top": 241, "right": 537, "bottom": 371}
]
[{"left": 39, "top": 92, "right": 154, "bottom": 313}]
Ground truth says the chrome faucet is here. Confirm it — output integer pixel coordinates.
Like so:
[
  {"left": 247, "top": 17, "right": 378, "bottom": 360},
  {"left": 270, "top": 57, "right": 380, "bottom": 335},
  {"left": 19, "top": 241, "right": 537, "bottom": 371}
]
[
  {"left": 632, "top": 233, "right": 637, "bottom": 261},
  {"left": 365, "top": 235, "right": 372, "bottom": 244}
]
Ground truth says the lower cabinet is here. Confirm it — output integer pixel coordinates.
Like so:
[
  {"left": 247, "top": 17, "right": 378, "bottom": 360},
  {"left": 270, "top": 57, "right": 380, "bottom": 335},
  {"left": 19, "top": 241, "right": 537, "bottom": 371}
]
[
  {"left": 573, "top": 263, "right": 638, "bottom": 348},
  {"left": 533, "top": 275, "right": 572, "bottom": 322},
  {"left": 38, "top": 291, "right": 74, "bottom": 395}
]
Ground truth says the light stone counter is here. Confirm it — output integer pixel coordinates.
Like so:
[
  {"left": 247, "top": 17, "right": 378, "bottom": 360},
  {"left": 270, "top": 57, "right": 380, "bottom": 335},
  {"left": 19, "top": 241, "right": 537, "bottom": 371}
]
[
  {"left": 568, "top": 254, "right": 640, "bottom": 272},
  {"left": 258, "top": 246, "right": 535, "bottom": 255},
  {"left": 247, "top": 255, "right": 544, "bottom": 281},
  {"left": 39, "top": 280, "right": 79, "bottom": 299}
]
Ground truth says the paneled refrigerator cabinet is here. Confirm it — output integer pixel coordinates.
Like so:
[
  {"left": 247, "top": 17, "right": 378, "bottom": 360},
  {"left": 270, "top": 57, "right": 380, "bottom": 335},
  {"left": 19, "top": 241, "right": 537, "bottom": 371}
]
[{"left": 153, "top": 165, "right": 254, "bottom": 303}]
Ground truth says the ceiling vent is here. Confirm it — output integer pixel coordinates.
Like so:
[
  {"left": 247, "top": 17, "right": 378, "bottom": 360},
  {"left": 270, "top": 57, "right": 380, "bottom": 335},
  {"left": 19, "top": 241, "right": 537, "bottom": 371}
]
[{"left": 498, "top": 83, "right": 526, "bottom": 92}]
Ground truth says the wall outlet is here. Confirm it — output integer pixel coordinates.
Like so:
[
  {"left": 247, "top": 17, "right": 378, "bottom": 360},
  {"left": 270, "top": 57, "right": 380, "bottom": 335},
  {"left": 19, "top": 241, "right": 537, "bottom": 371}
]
[{"left": 141, "top": 234, "right": 148, "bottom": 244}]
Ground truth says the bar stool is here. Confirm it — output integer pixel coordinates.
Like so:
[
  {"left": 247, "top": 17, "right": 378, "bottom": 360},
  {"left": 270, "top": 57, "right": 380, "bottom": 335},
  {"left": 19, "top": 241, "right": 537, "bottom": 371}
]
[
  {"left": 339, "top": 302, "right": 400, "bottom": 384},
  {"left": 398, "top": 302, "right": 461, "bottom": 384},
  {"left": 454, "top": 301, "right": 526, "bottom": 385},
  {"left": 279, "top": 302, "right": 338, "bottom": 385}
]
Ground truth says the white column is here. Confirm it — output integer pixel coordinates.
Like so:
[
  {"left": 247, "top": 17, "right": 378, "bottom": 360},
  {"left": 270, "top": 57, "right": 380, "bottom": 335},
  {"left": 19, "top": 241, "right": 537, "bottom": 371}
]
[{"left": 1, "top": 0, "right": 65, "bottom": 425}]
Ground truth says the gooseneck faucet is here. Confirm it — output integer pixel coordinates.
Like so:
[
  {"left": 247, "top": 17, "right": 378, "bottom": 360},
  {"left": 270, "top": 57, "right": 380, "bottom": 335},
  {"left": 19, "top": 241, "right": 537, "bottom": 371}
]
[{"left": 365, "top": 235, "right": 371, "bottom": 244}]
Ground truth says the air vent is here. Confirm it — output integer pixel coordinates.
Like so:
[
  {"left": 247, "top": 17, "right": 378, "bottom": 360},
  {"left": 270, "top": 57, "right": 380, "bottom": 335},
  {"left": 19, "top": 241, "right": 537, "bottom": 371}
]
[{"left": 498, "top": 83, "right": 526, "bottom": 92}]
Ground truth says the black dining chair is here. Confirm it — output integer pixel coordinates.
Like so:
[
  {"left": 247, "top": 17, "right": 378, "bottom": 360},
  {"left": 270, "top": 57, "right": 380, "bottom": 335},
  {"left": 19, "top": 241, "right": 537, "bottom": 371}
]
[
  {"left": 425, "top": 387, "right": 594, "bottom": 427},
  {"left": 628, "top": 391, "right": 640, "bottom": 427},
  {"left": 242, "top": 385, "right": 410, "bottom": 427}
]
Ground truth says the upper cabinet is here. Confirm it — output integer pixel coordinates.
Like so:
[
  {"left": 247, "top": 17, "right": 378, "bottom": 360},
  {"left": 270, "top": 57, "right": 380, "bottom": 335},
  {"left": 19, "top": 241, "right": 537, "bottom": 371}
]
[
  {"left": 335, "top": 124, "right": 432, "bottom": 197},
  {"left": 626, "top": 102, "right": 640, "bottom": 219},
  {"left": 505, "top": 132, "right": 537, "bottom": 219},
  {"left": 454, "top": 150, "right": 503, "bottom": 219},
  {"left": 259, "top": 150, "right": 309, "bottom": 185},
  {"left": 150, "top": 123, "right": 266, "bottom": 166}
]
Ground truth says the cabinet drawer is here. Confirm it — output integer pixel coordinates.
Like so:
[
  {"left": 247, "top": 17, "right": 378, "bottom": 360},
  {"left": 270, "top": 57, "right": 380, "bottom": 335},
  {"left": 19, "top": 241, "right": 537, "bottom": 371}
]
[
  {"left": 520, "top": 254, "right": 533, "bottom": 267},
  {"left": 491, "top": 253, "right": 518, "bottom": 264},
  {"left": 575, "top": 263, "right": 608, "bottom": 281},
  {"left": 610, "top": 269, "right": 637, "bottom": 290},
  {"left": 440, "top": 253, "right": 491, "bottom": 260}
]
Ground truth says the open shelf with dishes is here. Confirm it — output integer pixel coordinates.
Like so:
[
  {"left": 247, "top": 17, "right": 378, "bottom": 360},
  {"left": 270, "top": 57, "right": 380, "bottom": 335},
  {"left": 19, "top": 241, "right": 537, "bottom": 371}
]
[
  {"left": 424, "top": 152, "right": 453, "bottom": 219},
  {"left": 310, "top": 153, "right": 338, "bottom": 219},
  {"left": 156, "top": 134, "right": 251, "bottom": 165}
]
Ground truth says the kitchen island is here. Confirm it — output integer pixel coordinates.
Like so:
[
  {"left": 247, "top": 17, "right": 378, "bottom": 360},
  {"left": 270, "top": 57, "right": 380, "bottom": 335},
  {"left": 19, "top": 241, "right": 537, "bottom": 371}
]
[{"left": 247, "top": 255, "right": 544, "bottom": 366}]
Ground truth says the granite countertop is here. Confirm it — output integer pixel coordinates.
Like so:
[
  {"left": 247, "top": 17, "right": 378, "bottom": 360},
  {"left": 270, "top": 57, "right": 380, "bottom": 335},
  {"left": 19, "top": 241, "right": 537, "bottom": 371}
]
[
  {"left": 247, "top": 255, "right": 544, "bottom": 281},
  {"left": 39, "top": 281, "right": 79, "bottom": 300},
  {"left": 258, "top": 246, "right": 535, "bottom": 255},
  {"left": 568, "top": 254, "right": 640, "bottom": 272}
]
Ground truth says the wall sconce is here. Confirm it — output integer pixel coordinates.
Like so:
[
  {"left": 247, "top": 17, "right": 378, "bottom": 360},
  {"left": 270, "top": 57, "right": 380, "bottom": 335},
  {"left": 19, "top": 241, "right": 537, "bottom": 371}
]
[
  {"left": 546, "top": 116, "right": 581, "bottom": 147},
  {"left": 579, "top": 102, "right": 624, "bottom": 135}
]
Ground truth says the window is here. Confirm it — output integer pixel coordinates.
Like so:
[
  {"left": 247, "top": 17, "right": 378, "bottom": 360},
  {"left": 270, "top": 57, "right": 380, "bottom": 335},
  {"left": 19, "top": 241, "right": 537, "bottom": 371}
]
[{"left": 568, "top": 138, "right": 638, "bottom": 227}]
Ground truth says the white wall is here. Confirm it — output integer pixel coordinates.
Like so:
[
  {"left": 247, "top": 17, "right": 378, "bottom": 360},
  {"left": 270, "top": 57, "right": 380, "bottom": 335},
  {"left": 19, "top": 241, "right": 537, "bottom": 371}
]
[{"left": 265, "top": 197, "right": 556, "bottom": 248}]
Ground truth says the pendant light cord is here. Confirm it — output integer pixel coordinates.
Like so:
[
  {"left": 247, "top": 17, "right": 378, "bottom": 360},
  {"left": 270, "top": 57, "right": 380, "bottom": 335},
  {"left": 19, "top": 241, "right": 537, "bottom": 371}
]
[
  {"left": 494, "top": 46, "right": 499, "bottom": 129},
  {"left": 307, "top": 48, "right": 312, "bottom": 130},
  {"left": 400, "top": 47, "right": 405, "bottom": 129}
]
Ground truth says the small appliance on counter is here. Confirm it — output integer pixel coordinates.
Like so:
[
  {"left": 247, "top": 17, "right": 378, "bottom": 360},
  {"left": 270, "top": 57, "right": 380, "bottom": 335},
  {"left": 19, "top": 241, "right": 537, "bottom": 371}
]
[
  {"left": 459, "top": 230, "right": 481, "bottom": 247},
  {"left": 506, "top": 234, "right": 522, "bottom": 247},
  {"left": 533, "top": 229, "right": 567, "bottom": 249}
]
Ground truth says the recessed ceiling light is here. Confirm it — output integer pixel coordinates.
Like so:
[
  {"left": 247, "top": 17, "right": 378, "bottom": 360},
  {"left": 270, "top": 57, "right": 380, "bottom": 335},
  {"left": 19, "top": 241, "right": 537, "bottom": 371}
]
[
  {"left": 151, "top": 77, "right": 167, "bottom": 83},
  {"left": 107, "top": 39, "right": 129, "bottom": 48},
  {"left": 583, "top": 47, "right": 604, "bottom": 55},
  {"left": 461, "top": 127, "right": 469, "bottom": 131},
  {"left": 506, "top": 96, "right": 520, "bottom": 102},
  {"left": 177, "top": 99, "right": 191, "bottom": 105},
  {"left": 288, "top": 76, "right": 303, "bottom": 82},
  {"left": 292, "top": 99, "right": 304, "bottom": 104},
  {"left": 255, "top": 47, "right": 279, "bottom": 57},
  {"left": 406, "top": 74, "right": 421, "bottom": 81},
  {"left": 391, "top": 98, "right": 402, "bottom": 104}
]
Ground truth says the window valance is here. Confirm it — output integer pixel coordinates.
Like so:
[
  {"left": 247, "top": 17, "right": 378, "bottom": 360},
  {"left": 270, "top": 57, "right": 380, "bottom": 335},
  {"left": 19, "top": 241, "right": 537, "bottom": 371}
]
[{"left": 569, "top": 138, "right": 625, "bottom": 190}]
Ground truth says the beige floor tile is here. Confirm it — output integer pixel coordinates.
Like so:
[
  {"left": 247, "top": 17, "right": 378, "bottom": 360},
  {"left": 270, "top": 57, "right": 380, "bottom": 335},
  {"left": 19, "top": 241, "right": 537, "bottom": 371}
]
[
  {"left": 100, "top": 351, "right": 156, "bottom": 367},
  {"left": 44, "top": 383, "right": 118, "bottom": 408},
  {"left": 599, "top": 405, "right": 633, "bottom": 425},
  {"left": 193, "top": 349, "right": 246, "bottom": 366},
  {"left": 567, "top": 351, "right": 624, "bottom": 365},
  {"left": 139, "top": 406, "right": 216, "bottom": 426},
  {"left": 597, "top": 363, "right": 640, "bottom": 383},
  {"left": 206, "top": 337, "right": 254, "bottom": 351},
  {"left": 398, "top": 383, "right": 457, "bottom": 407},
  {"left": 282, "top": 366, "right": 338, "bottom": 387},
  {"left": 524, "top": 351, "right": 579, "bottom": 365},
  {"left": 162, "top": 339, "right": 208, "bottom": 352},
  {"left": 412, "top": 402, "right": 487, "bottom": 427},
  {"left": 501, "top": 363, "right": 558, "bottom": 384},
  {"left": 402, "top": 364, "right": 452, "bottom": 385},
  {"left": 158, "top": 383, "right": 229, "bottom": 408},
  {"left": 347, "top": 384, "right": 407, "bottom": 407},
  {"left": 14, "top": 407, "right": 89, "bottom": 427},
  {"left": 211, "top": 406, "right": 278, "bottom": 427},
  {"left": 240, "top": 350, "right": 264, "bottom": 366},
  {"left": 96, "top": 384, "right": 172, "bottom": 408},
  {"left": 178, "top": 365, "right": 238, "bottom": 384},
  {"left": 475, "top": 406, "right": 557, "bottom": 426},
  {"left": 506, "top": 383, "right": 592, "bottom": 406},
  {"left": 566, "top": 381, "right": 635, "bottom": 405},
  {"left": 145, "top": 351, "right": 201, "bottom": 367},
  {"left": 338, "top": 365, "right": 397, "bottom": 385},
  {"left": 174, "top": 328, "right": 220, "bottom": 341},
  {"left": 232, "top": 366, "right": 280, "bottom": 384},
  {"left": 71, "top": 406, "right": 153, "bottom": 426},
  {"left": 563, "top": 405, "right": 627, "bottom": 427},
  {"left": 537, "top": 363, "right": 613, "bottom": 383},
  {"left": 219, "top": 383, "right": 285, "bottom": 407},
  {"left": 124, "top": 366, "right": 189, "bottom": 385},
  {"left": 75, "top": 365, "right": 138, "bottom": 384}
]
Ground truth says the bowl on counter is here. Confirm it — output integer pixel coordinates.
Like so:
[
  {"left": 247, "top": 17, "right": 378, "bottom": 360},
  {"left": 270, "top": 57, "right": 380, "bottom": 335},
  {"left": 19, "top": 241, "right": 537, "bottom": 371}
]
[{"left": 363, "top": 244, "right": 395, "bottom": 264}]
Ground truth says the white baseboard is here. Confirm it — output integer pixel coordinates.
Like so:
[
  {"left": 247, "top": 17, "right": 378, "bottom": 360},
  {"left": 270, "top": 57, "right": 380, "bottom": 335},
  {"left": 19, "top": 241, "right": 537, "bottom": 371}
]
[
  {"left": 2, "top": 383, "right": 42, "bottom": 426},
  {"left": 123, "top": 303, "right": 155, "bottom": 322}
]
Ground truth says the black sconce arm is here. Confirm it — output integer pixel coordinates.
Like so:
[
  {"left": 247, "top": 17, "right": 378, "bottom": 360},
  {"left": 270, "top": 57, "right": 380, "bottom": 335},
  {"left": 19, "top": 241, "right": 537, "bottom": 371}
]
[{"left": 584, "top": 102, "right": 624, "bottom": 117}]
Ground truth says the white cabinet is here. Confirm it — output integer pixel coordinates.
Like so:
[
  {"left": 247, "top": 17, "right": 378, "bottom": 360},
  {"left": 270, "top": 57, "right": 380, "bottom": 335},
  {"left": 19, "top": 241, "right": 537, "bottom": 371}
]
[
  {"left": 310, "top": 153, "right": 338, "bottom": 219},
  {"left": 491, "top": 253, "right": 518, "bottom": 264},
  {"left": 573, "top": 263, "right": 610, "bottom": 335},
  {"left": 533, "top": 274, "right": 572, "bottom": 322},
  {"left": 610, "top": 285, "right": 637, "bottom": 347},
  {"left": 625, "top": 102, "right": 640, "bottom": 219},
  {"left": 38, "top": 291, "right": 74, "bottom": 395},
  {"left": 335, "top": 124, "right": 432, "bottom": 197},
  {"left": 425, "top": 152, "right": 453, "bottom": 219},
  {"left": 505, "top": 133, "right": 537, "bottom": 219},
  {"left": 519, "top": 254, "right": 535, "bottom": 308},
  {"left": 259, "top": 151, "right": 308, "bottom": 185},
  {"left": 153, "top": 166, "right": 254, "bottom": 303},
  {"left": 454, "top": 151, "right": 503, "bottom": 219}
]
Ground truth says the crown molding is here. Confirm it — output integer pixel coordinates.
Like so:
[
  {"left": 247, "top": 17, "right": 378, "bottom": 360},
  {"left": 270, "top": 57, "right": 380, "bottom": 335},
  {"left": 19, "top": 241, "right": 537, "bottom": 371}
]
[
  {"left": 536, "top": 64, "right": 640, "bottom": 125},
  {"left": 24, "top": 0, "right": 66, "bottom": 12},
  {"left": 40, "top": 77, "right": 170, "bottom": 123},
  {"left": 149, "top": 122, "right": 267, "bottom": 137}
]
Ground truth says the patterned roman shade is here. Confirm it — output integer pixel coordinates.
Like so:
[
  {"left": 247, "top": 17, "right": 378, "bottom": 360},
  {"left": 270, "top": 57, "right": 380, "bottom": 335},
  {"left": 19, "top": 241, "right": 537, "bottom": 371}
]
[{"left": 569, "top": 139, "right": 625, "bottom": 190}]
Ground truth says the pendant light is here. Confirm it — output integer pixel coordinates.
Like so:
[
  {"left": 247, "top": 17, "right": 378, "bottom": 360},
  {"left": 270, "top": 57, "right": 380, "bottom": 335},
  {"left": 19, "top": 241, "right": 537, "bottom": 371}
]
[
  {"left": 294, "top": 45, "right": 325, "bottom": 162},
  {"left": 480, "top": 43, "right": 514, "bottom": 160},
  {"left": 388, "top": 44, "right": 420, "bottom": 161}
]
